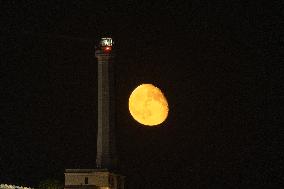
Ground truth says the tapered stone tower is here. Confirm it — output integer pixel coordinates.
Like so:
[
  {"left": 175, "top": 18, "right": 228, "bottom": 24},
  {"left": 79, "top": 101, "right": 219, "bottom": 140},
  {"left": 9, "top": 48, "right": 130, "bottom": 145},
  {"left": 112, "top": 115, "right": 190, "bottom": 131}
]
[
  {"left": 96, "top": 38, "right": 117, "bottom": 169},
  {"left": 64, "top": 38, "right": 124, "bottom": 189}
]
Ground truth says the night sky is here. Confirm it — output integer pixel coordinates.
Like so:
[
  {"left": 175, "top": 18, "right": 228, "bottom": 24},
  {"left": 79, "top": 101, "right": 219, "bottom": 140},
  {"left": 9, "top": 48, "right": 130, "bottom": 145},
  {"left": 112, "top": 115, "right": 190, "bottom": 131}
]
[{"left": 1, "top": 1, "right": 282, "bottom": 188}]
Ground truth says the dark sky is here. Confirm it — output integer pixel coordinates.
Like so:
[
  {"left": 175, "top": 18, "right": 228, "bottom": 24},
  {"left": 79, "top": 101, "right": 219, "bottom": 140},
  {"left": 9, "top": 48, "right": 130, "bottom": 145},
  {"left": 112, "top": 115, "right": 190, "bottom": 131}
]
[{"left": 1, "top": 1, "right": 282, "bottom": 188}]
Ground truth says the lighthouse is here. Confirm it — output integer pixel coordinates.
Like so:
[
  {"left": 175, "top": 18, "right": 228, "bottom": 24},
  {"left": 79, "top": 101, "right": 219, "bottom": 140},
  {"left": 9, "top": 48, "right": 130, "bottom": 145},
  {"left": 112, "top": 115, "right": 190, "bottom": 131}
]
[
  {"left": 95, "top": 37, "right": 117, "bottom": 170},
  {"left": 64, "top": 38, "right": 124, "bottom": 189}
]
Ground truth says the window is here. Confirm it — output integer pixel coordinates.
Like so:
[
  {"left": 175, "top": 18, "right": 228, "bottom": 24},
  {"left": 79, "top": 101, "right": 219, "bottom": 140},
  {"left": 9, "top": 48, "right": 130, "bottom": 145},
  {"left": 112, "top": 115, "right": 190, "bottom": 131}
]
[
  {"left": 84, "top": 177, "right": 88, "bottom": 185},
  {"left": 109, "top": 176, "right": 114, "bottom": 187},
  {"left": 117, "top": 177, "right": 121, "bottom": 189}
]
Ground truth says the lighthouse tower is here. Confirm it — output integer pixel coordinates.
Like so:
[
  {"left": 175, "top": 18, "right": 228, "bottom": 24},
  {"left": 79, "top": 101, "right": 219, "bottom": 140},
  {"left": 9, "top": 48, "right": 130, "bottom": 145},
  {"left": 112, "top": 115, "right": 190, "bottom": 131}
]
[
  {"left": 95, "top": 38, "right": 117, "bottom": 169},
  {"left": 64, "top": 38, "right": 125, "bottom": 189}
]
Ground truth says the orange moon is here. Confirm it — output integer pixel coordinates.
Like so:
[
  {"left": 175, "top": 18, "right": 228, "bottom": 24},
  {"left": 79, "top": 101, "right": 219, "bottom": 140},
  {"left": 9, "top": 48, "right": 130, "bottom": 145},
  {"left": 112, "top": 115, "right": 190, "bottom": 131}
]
[{"left": 128, "top": 84, "right": 169, "bottom": 126}]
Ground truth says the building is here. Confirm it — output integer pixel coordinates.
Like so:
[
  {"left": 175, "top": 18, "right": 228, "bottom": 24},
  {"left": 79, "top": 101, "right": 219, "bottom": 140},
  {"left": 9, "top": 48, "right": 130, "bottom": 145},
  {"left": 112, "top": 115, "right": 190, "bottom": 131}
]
[{"left": 64, "top": 38, "right": 125, "bottom": 189}]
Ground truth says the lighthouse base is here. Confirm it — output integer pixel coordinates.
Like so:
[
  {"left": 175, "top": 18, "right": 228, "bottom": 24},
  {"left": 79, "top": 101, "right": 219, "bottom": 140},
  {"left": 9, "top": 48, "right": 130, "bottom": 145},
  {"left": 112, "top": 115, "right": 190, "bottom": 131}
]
[{"left": 64, "top": 169, "right": 125, "bottom": 189}]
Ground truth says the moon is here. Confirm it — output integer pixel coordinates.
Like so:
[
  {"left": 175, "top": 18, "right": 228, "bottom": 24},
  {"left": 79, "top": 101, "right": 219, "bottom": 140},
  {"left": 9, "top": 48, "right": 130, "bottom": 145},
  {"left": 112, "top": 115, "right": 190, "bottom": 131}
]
[{"left": 128, "top": 84, "right": 169, "bottom": 126}]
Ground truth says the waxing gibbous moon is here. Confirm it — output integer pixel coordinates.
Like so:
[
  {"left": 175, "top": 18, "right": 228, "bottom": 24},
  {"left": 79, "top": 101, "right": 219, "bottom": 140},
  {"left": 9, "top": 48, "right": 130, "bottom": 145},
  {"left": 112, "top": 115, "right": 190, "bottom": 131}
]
[{"left": 128, "top": 84, "right": 169, "bottom": 126}]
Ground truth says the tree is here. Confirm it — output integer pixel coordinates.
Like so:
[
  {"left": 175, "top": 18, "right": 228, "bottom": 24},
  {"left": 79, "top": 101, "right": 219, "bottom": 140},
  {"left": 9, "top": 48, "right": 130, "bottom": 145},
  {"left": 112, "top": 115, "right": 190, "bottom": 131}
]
[{"left": 39, "top": 179, "right": 63, "bottom": 189}]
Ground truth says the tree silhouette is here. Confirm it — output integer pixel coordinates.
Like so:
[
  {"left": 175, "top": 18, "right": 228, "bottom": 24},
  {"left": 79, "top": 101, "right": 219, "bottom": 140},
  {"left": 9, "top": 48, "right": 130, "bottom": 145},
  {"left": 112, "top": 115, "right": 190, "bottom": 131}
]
[{"left": 39, "top": 179, "right": 63, "bottom": 189}]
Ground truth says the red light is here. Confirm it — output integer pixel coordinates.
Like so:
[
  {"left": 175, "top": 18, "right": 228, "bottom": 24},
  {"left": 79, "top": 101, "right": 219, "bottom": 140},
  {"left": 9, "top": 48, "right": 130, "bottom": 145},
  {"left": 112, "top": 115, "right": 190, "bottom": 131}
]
[{"left": 103, "top": 46, "right": 112, "bottom": 53}]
